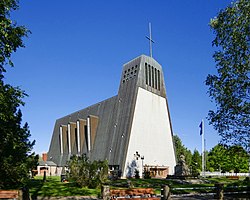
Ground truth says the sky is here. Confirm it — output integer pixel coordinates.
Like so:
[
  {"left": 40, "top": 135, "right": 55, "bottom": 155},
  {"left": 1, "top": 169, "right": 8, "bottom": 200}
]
[{"left": 5, "top": 0, "right": 234, "bottom": 155}]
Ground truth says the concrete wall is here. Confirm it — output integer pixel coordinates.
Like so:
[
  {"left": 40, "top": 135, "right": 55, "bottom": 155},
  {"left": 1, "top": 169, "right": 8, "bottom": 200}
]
[{"left": 124, "top": 87, "right": 176, "bottom": 177}]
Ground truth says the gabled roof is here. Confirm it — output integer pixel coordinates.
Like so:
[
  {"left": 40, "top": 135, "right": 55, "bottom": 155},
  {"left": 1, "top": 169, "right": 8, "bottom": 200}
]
[{"left": 38, "top": 160, "right": 57, "bottom": 166}]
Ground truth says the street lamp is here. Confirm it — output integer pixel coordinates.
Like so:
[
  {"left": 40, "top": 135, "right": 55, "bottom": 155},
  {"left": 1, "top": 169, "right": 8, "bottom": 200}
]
[
  {"left": 141, "top": 156, "right": 144, "bottom": 178},
  {"left": 49, "top": 156, "right": 52, "bottom": 176}
]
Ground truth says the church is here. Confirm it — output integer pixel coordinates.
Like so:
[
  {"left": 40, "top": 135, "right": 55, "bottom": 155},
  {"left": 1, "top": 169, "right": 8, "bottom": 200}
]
[{"left": 47, "top": 54, "right": 176, "bottom": 178}]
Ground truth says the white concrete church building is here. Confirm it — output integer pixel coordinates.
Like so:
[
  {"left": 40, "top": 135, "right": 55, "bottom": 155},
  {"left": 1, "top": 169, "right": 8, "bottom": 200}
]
[{"left": 47, "top": 54, "right": 176, "bottom": 178}]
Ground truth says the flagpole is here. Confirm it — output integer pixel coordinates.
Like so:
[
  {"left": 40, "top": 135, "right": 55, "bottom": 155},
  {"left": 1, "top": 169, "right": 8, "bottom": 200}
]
[
  {"left": 204, "top": 138, "right": 206, "bottom": 177},
  {"left": 201, "top": 119, "right": 205, "bottom": 177}
]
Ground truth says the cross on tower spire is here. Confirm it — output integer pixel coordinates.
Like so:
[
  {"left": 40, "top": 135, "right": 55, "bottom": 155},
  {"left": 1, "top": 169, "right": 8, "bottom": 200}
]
[{"left": 146, "top": 22, "right": 154, "bottom": 58}]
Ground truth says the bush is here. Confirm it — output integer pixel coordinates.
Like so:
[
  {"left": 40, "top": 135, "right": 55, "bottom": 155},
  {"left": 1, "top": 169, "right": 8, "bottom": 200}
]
[
  {"left": 134, "top": 169, "right": 140, "bottom": 179},
  {"left": 143, "top": 169, "right": 151, "bottom": 179},
  {"left": 67, "top": 154, "right": 108, "bottom": 188}
]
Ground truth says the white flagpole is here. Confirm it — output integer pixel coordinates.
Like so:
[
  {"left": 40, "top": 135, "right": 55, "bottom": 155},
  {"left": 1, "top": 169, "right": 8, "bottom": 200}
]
[{"left": 201, "top": 119, "right": 205, "bottom": 177}]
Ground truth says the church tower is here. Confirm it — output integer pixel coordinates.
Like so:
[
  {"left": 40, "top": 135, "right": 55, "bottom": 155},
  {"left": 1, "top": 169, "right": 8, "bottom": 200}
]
[{"left": 47, "top": 54, "right": 176, "bottom": 177}]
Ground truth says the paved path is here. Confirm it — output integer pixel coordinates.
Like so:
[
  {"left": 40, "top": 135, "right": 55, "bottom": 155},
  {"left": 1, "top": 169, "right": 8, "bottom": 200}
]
[
  {"left": 171, "top": 194, "right": 250, "bottom": 200},
  {"left": 171, "top": 194, "right": 216, "bottom": 199}
]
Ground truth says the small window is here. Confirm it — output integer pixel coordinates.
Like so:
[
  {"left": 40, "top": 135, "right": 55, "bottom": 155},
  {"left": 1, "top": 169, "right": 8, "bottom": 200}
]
[
  {"left": 134, "top": 70, "right": 137, "bottom": 73},
  {"left": 131, "top": 71, "right": 133, "bottom": 75},
  {"left": 132, "top": 66, "right": 134, "bottom": 70},
  {"left": 145, "top": 63, "right": 148, "bottom": 85},
  {"left": 135, "top": 65, "right": 138, "bottom": 68},
  {"left": 124, "top": 70, "right": 127, "bottom": 74},
  {"left": 128, "top": 68, "right": 130, "bottom": 72}
]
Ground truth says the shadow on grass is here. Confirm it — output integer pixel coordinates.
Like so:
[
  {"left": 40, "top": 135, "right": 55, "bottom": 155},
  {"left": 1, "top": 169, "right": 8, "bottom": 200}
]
[{"left": 28, "top": 179, "right": 44, "bottom": 199}]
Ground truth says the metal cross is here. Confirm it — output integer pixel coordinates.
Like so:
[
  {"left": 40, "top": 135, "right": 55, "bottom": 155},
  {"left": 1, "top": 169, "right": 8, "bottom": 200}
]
[{"left": 146, "top": 22, "right": 154, "bottom": 58}]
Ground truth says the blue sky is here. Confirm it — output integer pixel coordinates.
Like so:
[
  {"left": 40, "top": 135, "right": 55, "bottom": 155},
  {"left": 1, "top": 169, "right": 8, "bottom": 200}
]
[{"left": 6, "top": 0, "right": 233, "bottom": 155}]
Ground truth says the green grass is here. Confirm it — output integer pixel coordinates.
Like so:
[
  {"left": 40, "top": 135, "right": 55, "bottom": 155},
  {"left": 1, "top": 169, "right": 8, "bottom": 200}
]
[
  {"left": 28, "top": 176, "right": 100, "bottom": 198},
  {"left": 28, "top": 176, "right": 249, "bottom": 197}
]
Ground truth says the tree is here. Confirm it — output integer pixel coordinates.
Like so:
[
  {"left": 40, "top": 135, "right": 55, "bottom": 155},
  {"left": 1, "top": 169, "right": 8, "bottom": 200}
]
[
  {"left": 173, "top": 135, "right": 192, "bottom": 167},
  {"left": 0, "top": 80, "right": 38, "bottom": 189},
  {"left": 67, "top": 155, "right": 109, "bottom": 189},
  {"left": 207, "top": 144, "right": 249, "bottom": 173},
  {"left": 227, "top": 145, "right": 249, "bottom": 173},
  {"left": 207, "top": 144, "right": 228, "bottom": 172},
  {"left": 0, "top": 0, "right": 29, "bottom": 77},
  {"left": 191, "top": 149, "right": 201, "bottom": 176},
  {"left": 0, "top": 0, "right": 37, "bottom": 189},
  {"left": 206, "top": 0, "right": 250, "bottom": 151}
]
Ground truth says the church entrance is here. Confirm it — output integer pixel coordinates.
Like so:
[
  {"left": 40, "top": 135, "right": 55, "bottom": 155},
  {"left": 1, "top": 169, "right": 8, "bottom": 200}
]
[{"left": 144, "top": 165, "right": 169, "bottom": 178}]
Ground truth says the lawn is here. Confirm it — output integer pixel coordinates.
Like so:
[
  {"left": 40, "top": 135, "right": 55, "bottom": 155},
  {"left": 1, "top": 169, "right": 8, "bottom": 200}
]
[
  {"left": 28, "top": 176, "right": 249, "bottom": 197},
  {"left": 28, "top": 176, "right": 100, "bottom": 198}
]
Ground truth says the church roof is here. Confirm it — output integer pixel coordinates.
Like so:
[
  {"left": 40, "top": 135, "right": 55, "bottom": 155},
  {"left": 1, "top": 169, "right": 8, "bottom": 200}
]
[{"left": 38, "top": 160, "right": 57, "bottom": 166}]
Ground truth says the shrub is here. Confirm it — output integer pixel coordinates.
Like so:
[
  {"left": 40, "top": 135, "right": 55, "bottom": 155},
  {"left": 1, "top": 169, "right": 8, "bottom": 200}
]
[
  {"left": 67, "top": 154, "right": 108, "bottom": 188},
  {"left": 143, "top": 169, "right": 151, "bottom": 179},
  {"left": 134, "top": 169, "right": 140, "bottom": 179}
]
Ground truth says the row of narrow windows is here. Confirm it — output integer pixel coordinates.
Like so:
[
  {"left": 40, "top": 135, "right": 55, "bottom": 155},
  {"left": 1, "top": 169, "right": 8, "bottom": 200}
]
[
  {"left": 59, "top": 124, "right": 89, "bottom": 155},
  {"left": 145, "top": 63, "right": 160, "bottom": 90},
  {"left": 60, "top": 128, "right": 79, "bottom": 154}
]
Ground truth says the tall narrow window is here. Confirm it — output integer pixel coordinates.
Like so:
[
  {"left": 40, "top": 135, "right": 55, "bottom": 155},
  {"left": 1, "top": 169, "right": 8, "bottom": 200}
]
[
  {"left": 66, "top": 130, "right": 69, "bottom": 153},
  {"left": 59, "top": 126, "right": 63, "bottom": 154},
  {"left": 75, "top": 128, "right": 78, "bottom": 154},
  {"left": 148, "top": 65, "right": 151, "bottom": 86},
  {"left": 155, "top": 68, "right": 158, "bottom": 90},
  {"left": 67, "top": 124, "right": 71, "bottom": 154},
  {"left": 152, "top": 67, "right": 154, "bottom": 88},
  {"left": 87, "top": 117, "right": 91, "bottom": 152},
  {"left": 59, "top": 134, "right": 61, "bottom": 153},
  {"left": 145, "top": 63, "right": 148, "bottom": 85},
  {"left": 158, "top": 70, "right": 161, "bottom": 90},
  {"left": 76, "top": 120, "right": 80, "bottom": 154},
  {"left": 84, "top": 125, "right": 88, "bottom": 149}
]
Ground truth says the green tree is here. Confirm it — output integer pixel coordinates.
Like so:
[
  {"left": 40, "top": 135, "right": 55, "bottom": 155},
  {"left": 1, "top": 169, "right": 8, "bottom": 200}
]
[
  {"left": 207, "top": 144, "right": 228, "bottom": 172},
  {"left": 207, "top": 144, "right": 249, "bottom": 173},
  {"left": 0, "top": 0, "right": 38, "bottom": 189},
  {"left": 173, "top": 135, "right": 192, "bottom": 167},
  {"left": 67, "top": 155, "right": 108, "bottom": 189},
  {"left": 228, "top": 146, "right": 249, "bottom": 173},
  {"left": 191, "top": 149, "right": 202, "bottom": 176},
  {"left": 0, "top": 0, "right": 29, "bottom": 76},
  {"left": 206, "top": 0, "right": 250, "bottom": 151}
]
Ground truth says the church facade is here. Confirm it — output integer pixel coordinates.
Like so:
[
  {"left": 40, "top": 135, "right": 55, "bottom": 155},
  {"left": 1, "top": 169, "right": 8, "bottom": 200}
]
[{"left": 47, "top": 55, "right": 176, "bottom": 177}]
